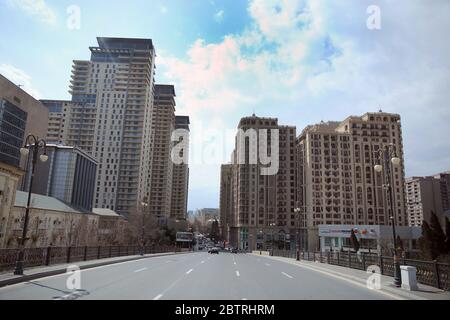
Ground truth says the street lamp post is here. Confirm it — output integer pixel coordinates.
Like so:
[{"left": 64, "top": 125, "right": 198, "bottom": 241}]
[
  {"left": 374, "top": 143, "right": 402, "bottom": 287},
  {"left": 14, "top": 135, "right": 48, "bottom": 275},
  {"left": 269, "top": 222, "right": 276, "bottom": 255},
  {"left": 294, "top": 208, "right": 302, "bottom": 261},
  {"left": 140, "top": 201, "right": 148, "bottom": 256}
]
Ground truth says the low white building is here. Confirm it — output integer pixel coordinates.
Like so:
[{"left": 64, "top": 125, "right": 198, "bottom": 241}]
[
  {"left": 3, "top": 191, "right": 99, "bottom": 248},
  {"left": 93, "top": 208, "right": 127, "bottom": 245},
  {"left": 318, "top": 224, "right": 422, "bottom": 255}
]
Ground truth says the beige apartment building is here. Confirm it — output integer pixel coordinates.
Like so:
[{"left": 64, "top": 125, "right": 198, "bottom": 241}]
[
  {"left": 406, "top": 172, "right": 450, "bottom": 227},
  {"left": 48, "top": 37, "right": 157, "bottom": 218},
  {"left": 41, "top": 99, "right": 97, "bottom": 151},
  {"left": 147, "top": 85, "right": 176, "bottom": 221},
  {"left": 297, "top": 111, "right": 407, "bottom": 251},
  {"left": 170, "top": 116, "right": 190, "bottom": 221},
  {"left": 228, "top": 115, "right": 297, "bottom": 250}
]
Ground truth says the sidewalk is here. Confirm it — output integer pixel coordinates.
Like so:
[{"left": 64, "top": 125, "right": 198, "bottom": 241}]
[
  {"left": 253, "top": 253, "right": 450, "bottom": 300},
  {"left": 0, "top": 251, "right": 190, "bottom": 288}
]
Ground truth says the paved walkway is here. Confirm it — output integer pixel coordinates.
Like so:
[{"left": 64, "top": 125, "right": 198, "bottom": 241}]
[
  {"left": 0, "top": 252, "right": 187, "bottom": 287},
  {"left": 253, "top": 253, "right": 450, "bottom": 300}
]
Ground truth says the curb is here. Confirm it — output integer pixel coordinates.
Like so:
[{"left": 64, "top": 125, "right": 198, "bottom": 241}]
[{"left": 0, "top": 251, "right": 191, "bottom": 289}]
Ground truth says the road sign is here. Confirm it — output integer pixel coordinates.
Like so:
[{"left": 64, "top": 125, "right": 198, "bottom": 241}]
[{"left": 176, "top": 232, "right": 193, "bottom": 242}]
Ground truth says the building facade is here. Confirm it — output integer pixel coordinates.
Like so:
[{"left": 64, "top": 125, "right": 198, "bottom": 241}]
[
  {"left": 229, "top": 115, "right": 297, "bottom": 251},
  {"left": 49, "top": 37, "right": 158, "bottom": 217},
  {"left": 170, "top": 116, "right": 190, "bottom": 221},
  {"left": 0, "top": 74, "right": 49, "bottom": 148},
  {"left": 21, "top": 145, "right": 97, "bottom": 212},
  {"left": 220, "top": 164, "right": 234, "bottom": 243},
  {"left": 2, "top": 191, "right": 99, "bottom": 248},
  {"left": 297, "top": 111, "right": 407, "bottom": 251},
  {"left": 0, "top": 163, "right": 23, "bottom": 247},
  {"left": 406, "top": 172, "right": 450, "bottom": 226},
  {"left": 147, "top": 85, "right": 176, "bottom": 221}
]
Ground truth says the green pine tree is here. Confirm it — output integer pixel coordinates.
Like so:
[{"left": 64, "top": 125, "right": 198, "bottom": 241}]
[
  {"left": 350, "top": 229, "right": 360, "bottom": 253},
  {"left": 429, "top": 211, "right": 446, "bottom": 256},
  {"left": 445, "top": 217, "right": 450, "bottom": 253},
  {"left": 419, "top": 221, "right": 435, "bottom": 260}
]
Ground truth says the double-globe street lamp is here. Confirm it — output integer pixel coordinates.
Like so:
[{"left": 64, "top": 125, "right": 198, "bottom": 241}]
[
  {"left": 294, "top": 207, "right": 302, "bottom": 261},
  {"left": 374, "top": 143, "right": 402, "bottom": 287},
  {"left": 14, "top": 135, "right": 48, "bottom": 275}
]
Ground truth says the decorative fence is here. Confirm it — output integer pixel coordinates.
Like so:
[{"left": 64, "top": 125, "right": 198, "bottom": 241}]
[
  {"left": 0, "top": 245, "right": 184, "bottom": 273},
  {"left": 271, "top": 250, "right": 450, "bottom": 291}
]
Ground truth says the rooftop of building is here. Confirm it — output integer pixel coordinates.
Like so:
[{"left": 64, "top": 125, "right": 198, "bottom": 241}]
[
  {"left": 96, "top": 37, "right": 154, "bottom": 50},
  {"left": 92, "top": 208, "right": 124, "bottom": 218},
  {"left": 238, "top": 114, "right": 279, "bottom": 128},
  {"left": 155, "top": 84, "right": 176, "bottom": 96},
  {"left": 14, "top": 191, "right": 85, "bottom": 214},
  {"left": 39, "top": 144, "right": 98, "bottom": 164}
]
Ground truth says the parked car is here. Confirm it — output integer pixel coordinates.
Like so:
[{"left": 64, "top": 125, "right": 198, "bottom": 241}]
[
  {"left": 208, "top": 247, "right": 220, "bottom": 254},
  {"left": 231, "top": 247, "right": 238, "bottom": 254}
]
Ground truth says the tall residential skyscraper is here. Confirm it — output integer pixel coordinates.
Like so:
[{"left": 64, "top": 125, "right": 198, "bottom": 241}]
[
  {"left": 68, "top": 37, "right": 156, "bottom": 217},
  {"left": 405, "top": 172, "right": 450, "bottom": 226},
  {"left": 147, "top": 85, "right": 176, "bottom": 220},
  {"left": 229, "top": 115, "right": 297, "bottom": 250},
  {"left": 170, "top": 116, "right": 190, "bottom": 221},
  {"left": 297, "top": 111, "right": 407, "bottom": 250}
]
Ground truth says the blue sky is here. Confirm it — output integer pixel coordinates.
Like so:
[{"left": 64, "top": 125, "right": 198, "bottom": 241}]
[{"left": 1, "top": 0, "right": 450, "bottom": 212}]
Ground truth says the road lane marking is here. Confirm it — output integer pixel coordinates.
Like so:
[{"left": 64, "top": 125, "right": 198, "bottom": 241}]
[
  {"left": 264, "top": 256, "right": 405, "bottom": 300},
  {"left": 153, "top": 294, "right": 163, "bottom": 300},
  {"left": 234, "top": 262, "right": 237, "bottom": 265},
  {"left": 186, "top": 269, "right": 194, "bottom": 275},
  {"left": 282, "top": 272, "right": 293, "bottom": 279},
  {"left": 265, "top": 263, "right": 271, "bottom": 267},
  {"left": 134, "top": 268, "right": 147, "bottom": 273},
  {"left": 236, "top": 271, "right": 240, "bottom": 277},
  {"left": 201, "top": 261, "right": 205, "bottom": 264}
]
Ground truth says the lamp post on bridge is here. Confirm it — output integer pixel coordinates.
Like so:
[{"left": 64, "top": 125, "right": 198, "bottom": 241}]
[
  {"left": 14, "top": 135, "right": 48, "bottom": 275},
  {"left": 374, "top": 143, "right": 402, "bottom": 287}
]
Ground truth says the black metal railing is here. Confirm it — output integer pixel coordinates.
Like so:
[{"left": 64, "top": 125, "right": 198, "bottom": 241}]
[
  {"left": 271, "top": 250, "right": 450, "bottom": 291},
  {"left": 0, "top": 245, "right": 186, "bottom": 273}
]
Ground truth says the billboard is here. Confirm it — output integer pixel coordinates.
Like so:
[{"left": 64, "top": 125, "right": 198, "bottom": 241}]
[{"left": 176, "top": 232, "right": 194, "bottom": 243}]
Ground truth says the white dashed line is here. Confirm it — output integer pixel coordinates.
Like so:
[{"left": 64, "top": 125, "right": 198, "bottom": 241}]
[
  {"left": 236, "top": 271, "right": 240, "bottom": 277},
  {"left": 186, "top": 269, "right": 194, "bottom": 275},
  {"left": 265, "top": 263, "right": 271, "bottom": 267},
  {"left": 201, "top": 261, "right": 205, "bottom": 264},
  {"left": 134, "top": 268, "right": 147, "bottom": 273},
  {"left": 282, "top": 272, "right": 293, "bottom": 279},
  {"left": 153, "top": 294, "right": 163, "bottom": 300}
]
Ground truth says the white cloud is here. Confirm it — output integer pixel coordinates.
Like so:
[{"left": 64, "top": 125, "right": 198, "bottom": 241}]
[
  {"left": 7, "top": 0, "right": 57, "bottom": 25},
  {"left": 160, "top": 5, "right": 168, "bottom": 14},
  {"left": 159, "top": 0, "right": 450, "bottom": 197},
  {"left": 0, "top": 64, "right": 42, "bottom": 99},
  {"left": 214, "top": 10, "right": 224, "bottom": 23}
]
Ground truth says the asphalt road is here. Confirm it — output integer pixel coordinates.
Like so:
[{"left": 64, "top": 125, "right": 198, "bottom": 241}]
[{"left": 0, "top": 252, "right": 394, "bottom": 300}]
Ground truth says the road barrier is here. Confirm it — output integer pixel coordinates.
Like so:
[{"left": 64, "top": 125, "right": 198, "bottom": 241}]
[
  {"left": 0, "top": 245, "right": 188, "bottom": 273},
  {"left": 271, "top": 250, "right": 450, "bottom": 291}
]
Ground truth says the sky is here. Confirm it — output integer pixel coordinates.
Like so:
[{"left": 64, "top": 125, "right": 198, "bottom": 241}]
[{"left": 1, "top": 0, "right": 449, "bottom": 212}]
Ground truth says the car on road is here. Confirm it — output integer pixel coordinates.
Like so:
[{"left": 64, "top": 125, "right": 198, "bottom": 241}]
[
  {"left": 208, "top": 247, "right": 219, "bottom": 254},
  {"left": 231, "top": 247, "right": 238, "bottom": 254}
]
